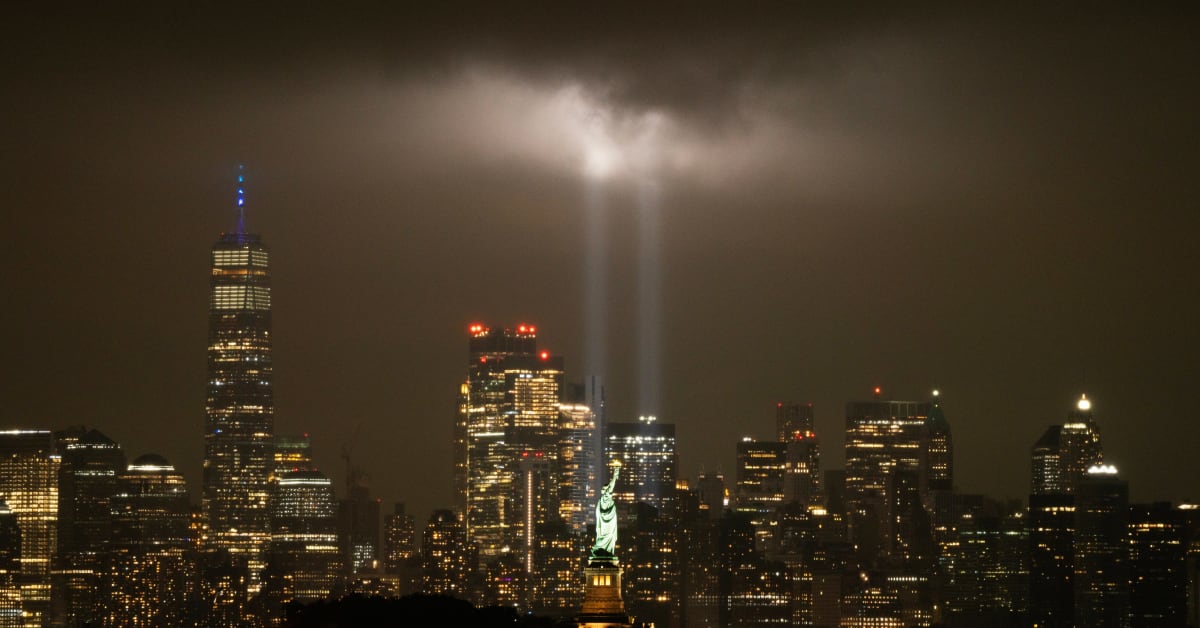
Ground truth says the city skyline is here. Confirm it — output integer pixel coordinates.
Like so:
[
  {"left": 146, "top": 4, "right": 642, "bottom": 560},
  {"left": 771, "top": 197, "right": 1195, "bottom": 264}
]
[{"left": 3, "top": 3, "right": 1199, "bottom": 529}]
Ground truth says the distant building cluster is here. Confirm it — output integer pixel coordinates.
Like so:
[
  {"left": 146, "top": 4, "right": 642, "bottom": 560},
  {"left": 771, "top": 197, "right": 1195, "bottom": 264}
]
[{"left": 1, "top": 183, "right": 1197, "bottom": 627}]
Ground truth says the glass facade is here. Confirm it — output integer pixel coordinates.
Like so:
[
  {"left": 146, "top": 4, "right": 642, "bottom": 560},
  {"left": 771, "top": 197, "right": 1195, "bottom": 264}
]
[{"left": 203, "top": 228, "right": 274, "bottom": 586}]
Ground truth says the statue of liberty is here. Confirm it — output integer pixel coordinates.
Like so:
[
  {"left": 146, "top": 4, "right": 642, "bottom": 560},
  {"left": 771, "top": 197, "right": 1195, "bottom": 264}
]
[{"left": 590, "top": 459, "right": 622, "bottom": 559}]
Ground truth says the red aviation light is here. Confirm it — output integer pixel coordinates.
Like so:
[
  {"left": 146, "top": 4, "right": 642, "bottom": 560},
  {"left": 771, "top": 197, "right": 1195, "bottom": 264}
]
[
  {"left": 480, "top": 356, "right": 487, "bottom": 363},
  {"left": 540, "top": 351, "right": 549, "bottom": 360},
  {"left": 777, "top": 402, "right": 783, "bottom": 408},
  {"left": 518, "top": 324, "right": 527, "bottom": 333},
  {"left": 874, "top": 386, "right": 882, "bottom": 396}
]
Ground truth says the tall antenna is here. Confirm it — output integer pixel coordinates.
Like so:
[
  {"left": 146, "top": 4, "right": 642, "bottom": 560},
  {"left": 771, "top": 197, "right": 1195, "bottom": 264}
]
[{"left": 236, "top": 164, "right": 246, "bottom": 235}]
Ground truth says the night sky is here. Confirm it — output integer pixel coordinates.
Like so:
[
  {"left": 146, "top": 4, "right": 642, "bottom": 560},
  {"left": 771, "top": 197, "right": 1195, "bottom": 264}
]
[{"left": 2, "top": 4, "right": 1198, "bottom": 522}]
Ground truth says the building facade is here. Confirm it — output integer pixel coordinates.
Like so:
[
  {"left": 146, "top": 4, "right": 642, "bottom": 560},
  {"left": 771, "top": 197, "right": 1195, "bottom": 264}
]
[{"left": 203, "top": 175, "right": 274, "bottom": 585}]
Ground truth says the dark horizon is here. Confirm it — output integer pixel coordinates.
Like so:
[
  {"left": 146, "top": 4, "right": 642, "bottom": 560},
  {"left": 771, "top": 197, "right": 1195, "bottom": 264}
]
[{"left": 2, "top": 3, "right": 1198, "bottom": 523}]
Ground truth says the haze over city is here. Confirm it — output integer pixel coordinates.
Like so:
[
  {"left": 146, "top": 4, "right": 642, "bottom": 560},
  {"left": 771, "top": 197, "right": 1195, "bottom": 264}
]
[{"left": 3, "top": 2, "right": 1198, "bottom": 528}]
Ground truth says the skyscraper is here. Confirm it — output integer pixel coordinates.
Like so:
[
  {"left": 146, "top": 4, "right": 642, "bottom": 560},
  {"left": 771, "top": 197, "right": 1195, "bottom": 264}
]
[
  {"left": 53, "top": 426, "right": 125, "bottom": 627},
  {"left": 604, "top": 416, "right": 677, "bottom": 515},
  {"left": 1073, "top": 464, "right": 1129, "bottom": 628},
  {"left": 0, "top": 430, "right": 58, "bottom": 628},
  {"left": 1060, "top": 395, "right": 1104, "bottom": 494},
  {"left": 102, "top": 454, "right": 196, "bottom": 627},
  {"left": 203, "top": 168, "right": 274, "bottom": 585},
  {"left": 843, "top": 393, "right": 950, "bottom": 561},
  {"left": 0, "top": 502, "right": 20, "bottom": 628},
  {"left": 457, "top": 323, "right": 565, "bottom": 562},
  {"left": 776, "top": 402, "right": 814, "bottom": 442},
  {"left": 267, "top": 469, "right": 341, "bottom": 604}
]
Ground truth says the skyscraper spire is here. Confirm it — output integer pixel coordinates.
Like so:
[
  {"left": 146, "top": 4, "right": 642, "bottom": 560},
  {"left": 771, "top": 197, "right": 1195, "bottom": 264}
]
[{"left": 236, "top": 164, "right": 247, "bottom": 235}]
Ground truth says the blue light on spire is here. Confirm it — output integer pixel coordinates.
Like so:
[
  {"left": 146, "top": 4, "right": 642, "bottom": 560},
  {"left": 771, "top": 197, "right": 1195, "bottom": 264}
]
[{"left": 236, "top": 164, "right": 247, "bottom": 235}]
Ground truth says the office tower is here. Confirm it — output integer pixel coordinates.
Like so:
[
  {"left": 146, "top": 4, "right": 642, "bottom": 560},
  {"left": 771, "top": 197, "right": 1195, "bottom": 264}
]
[
  {"left": 529, "top": 519, "right": 583, "bottom": 616},
  {"left": 557, "top": 403, "right": 597, "bottom": 535},
  {"left": 0, "top": 502, "right": 20, "bottom": 628},
  {"left": 457, "top": 324, "right": 565, "bottom": 562},
  {"left": 776, "top": 402, "right": 814, "bottom": 442},
  {"left": 923, "top": 394, "right": 953, "bottom": 492},
  {"left": 337, "top": 468, "right": 380, "bottom": 576},
  {"left": 1028, "top": 492, "right": 1075, "bottom": 628},
  {"left": 266, "top": 469, "right": 341, "bottom": 605},
  {"left": 623, "top": 501, "right": 682, "bottom": 628},
  {"left": 421, "top": 510, "right": 476, "bottom": 599},
  {"left": 52, "top": 426, "right": 125, "bottom": 626},
  {"left": 883, "top": 468, "right": 934, "bottom": 570},
  {"left": 695, "top": 472, "right": 726, "bottom": 520},
  {"left": 102, "top": 454, "right": 196, "bottom": 627},
  {"left": 271, "top": 434, "right": 313, "bottom": 475},
  {"left": 1177, "top": 503, "right": 1200, "bottom": 628},
  {"left": 844, "top": 395, "right": 948, "bottom": 561},
  {"left": 784, "top": 432, "right": 821, "bottom": 508},
  {"left": 380, "top": 503, "right": 420, "bottom": 596},
  {"left": 0, "top": 429, "right": 58, "bottom": 627},
  {"left": 1031, "top": 425, "right": 1065, "bottom": 494},
  {"left": 383, "top": 503, "right": 416, "bottom": 573},
  {"left": 1073, "top": 465, "right": 1129, "bottom": 628},
  {"left": 734, "top": 439, "right": 786, "bottom": 550},
  {"left": 1060, "top": 395, "right": 1104, "bottom": 493},
  {"left": 1128, "top": 502, "right": 1187, "bottom": 627},
  {"left": 604, "top": 416, "right": 677, "bottom": 515},
  {"left": 943, "top": 508, "right": 1028, "bottom": 626},
  {"left": 203, "top": 170, "right": 274, "bottom": 585},
  {"left": 735, "top": 439, "right": 786, "bottom": 516}
]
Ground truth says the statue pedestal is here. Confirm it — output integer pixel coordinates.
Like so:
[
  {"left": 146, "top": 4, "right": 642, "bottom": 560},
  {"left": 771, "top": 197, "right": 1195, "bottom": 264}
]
[{"left": 578, "top": 562, "right": 631, "bottom": 627}]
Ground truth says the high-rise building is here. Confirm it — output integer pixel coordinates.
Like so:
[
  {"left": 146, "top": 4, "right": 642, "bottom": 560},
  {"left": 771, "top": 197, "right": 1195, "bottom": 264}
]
[
  {"left": 271, "top": 434, "right": 313, "bottom": 476},
  {"left": 0, "top": 429, "right": 59, "bottom": 627},
  {"left": 266, "top": 469, "right": 341, "bottom": 605},
  {"left": 604, "top": 417, "right": 677, "bottom": 516},
  {"left": 695, "top": 472, "right": 727, "bottom": 520},
  {"left": 383, "top": 503, "right": 416, "bottom": 573},
  {"left": 1073, "top": 464, "right": 1129, "bottom": 628},
  {"left": 421, "top": 510, "right": 476, "bottom": 599},
  {"left": 1028, "top": 492, "right": 1076, "bottom": 627},
  {"left": 557, "top": 403, "right": 598, "bottom": 535},
  {"left": 1031, "top": 425, "right": 1065, "bottom": 495},
  {"left": 0, "top": 502, "right": 22, "bottom": 628},
  {"left": 776, "top": 402, "right": 814, "bottom": 443},
  {"left": 1060, "top": 395, "right": 1104, "bottom": 494},
  {"left": 337, "top": 469, "right": 380, "bottom": 577},
  {"left": 734, "top": 439, "right": 786, "bottom": 519},
  {"left": 52, "top": 426, "right": 125, "bottom": 626},
  {"left": 383, "top": 503, "right": 420, "bottom": 596},
  {"left": 203, "top": 169, "right": 274, "bottom": 585},
  {"left": 843, "top": 393, "right": 950, "bottom": 561},
  {"left": 102, "top": 454, "right": 196, "bottom": 627},
  {"left": 457, "top": 324, "right": 565, "bottom": 562},
  {"left": 923, "top": 394, "right": 953, "bottom": 492},
  {"left": 1128, "top": 502, "right": 1187, "bottom": 627},
  {"left": 734, "top": 438, "right": 786, "bottom": 550},
  {"left": 784, "top": 431, "right": 821, "bottom": 508}
]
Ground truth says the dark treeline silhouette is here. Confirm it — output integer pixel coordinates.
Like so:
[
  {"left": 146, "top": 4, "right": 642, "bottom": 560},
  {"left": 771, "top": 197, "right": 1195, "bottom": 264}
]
[{"left": 284, "top": 593, "right": 577, "bottom": 627}]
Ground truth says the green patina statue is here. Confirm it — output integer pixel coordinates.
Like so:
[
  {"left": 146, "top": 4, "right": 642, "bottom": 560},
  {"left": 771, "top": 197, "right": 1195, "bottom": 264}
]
[{"left": 590, "top": 459, "right": 622, "bottom": 559}]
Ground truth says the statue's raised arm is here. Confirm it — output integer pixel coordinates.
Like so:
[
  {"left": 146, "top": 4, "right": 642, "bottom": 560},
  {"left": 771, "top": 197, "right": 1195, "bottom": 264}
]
[{"left": 590, "top": 459, "right": 622, "bottom": 559}]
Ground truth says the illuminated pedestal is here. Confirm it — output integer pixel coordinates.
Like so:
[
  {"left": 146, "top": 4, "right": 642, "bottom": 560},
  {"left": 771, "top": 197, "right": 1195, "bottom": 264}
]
[{"left": 577, "top": 558, "right": 632, "bottom": 628}]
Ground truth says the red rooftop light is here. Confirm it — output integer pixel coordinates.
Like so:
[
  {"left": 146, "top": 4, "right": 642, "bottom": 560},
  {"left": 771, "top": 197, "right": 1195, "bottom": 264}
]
[{"left": 540, "top": 351, "right": 549, "bottom": 360}]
